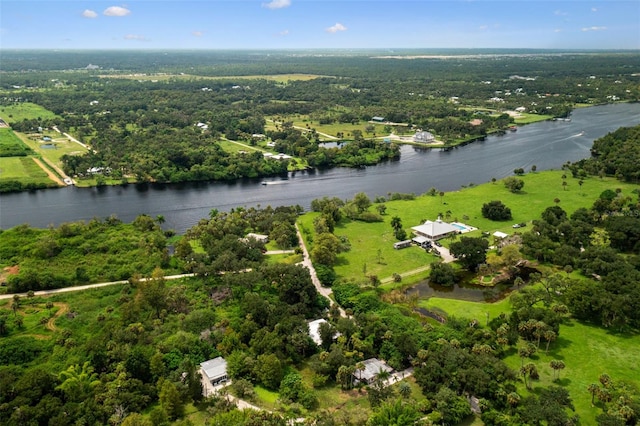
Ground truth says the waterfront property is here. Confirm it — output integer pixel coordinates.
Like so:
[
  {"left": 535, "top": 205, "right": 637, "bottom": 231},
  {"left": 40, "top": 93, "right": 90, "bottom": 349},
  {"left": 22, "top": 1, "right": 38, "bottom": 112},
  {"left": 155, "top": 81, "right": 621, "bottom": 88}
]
[
  {"left": 411, "top": 218, "right": 459, "bottom": 241},
  {"left": 413, "top": 131, "right": 435, "bottom": 144}
]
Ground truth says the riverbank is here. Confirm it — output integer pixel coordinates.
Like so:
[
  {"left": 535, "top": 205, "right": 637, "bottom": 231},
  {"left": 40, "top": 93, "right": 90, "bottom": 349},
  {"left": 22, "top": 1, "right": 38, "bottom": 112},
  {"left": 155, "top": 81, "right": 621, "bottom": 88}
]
[
  {"left": 2, "top": 103, "right": 639, "bottom": 232},
  {"left": 298, "top": 169, "right": 639, "bottom": 285}
]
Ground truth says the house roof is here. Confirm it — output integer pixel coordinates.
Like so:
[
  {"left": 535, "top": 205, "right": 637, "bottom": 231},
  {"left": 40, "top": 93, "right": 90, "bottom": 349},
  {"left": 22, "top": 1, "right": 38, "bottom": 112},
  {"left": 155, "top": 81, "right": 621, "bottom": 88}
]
[
  {"left": 200, "top": 357, "right": 227, "bottom": 381},
  {"left": 308, "top": 319, "right": 327, "bottom": 346},
  {"left": 357, "top": 358, "right": 393, "bottom": 382},
  {"left": 493, "top": 231, "right": 508, "bottom": 239},
  {"left": 412, "top": 235, "right": 429, "bottom": 244},
  {"left": 411, "top": 219, "right": 458, "bottom": 239}
]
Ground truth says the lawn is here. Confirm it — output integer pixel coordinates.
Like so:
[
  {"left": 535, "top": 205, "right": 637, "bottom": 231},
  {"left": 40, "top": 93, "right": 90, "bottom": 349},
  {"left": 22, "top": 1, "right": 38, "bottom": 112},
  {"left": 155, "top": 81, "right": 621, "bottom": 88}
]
[
  {"left": 0, "top": 102, "right": 59, "bottom": 123},
  {"left": 299, "top": 170, "right": 640, "bottom": 283},
  {"left": 0, "top": 156, "right": 49, "bottom": 183},
  {"left": 419, "top": 296, "right": 640, "bottom": 425},
  {"left": 18, "top": 131, "right": 88, "bottom": 169},
  {"left": 0, "top": 128, "right": 31, "bottom": 156},
  {"left": 297, "top": 212, "right": 441, "bottom": 283}
]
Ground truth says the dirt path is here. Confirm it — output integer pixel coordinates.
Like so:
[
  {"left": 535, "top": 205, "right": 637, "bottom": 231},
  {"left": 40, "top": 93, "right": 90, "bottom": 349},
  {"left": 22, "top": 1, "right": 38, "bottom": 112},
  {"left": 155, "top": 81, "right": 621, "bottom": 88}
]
[
  {"left": 32, "top": 157, "right": 65, "bottom": 186},
  {"left": 295, "top": 224, "right": 346, "bottom": 317},
  {"left": 46, "top": 302, "right": 69, "bottom": 332}
]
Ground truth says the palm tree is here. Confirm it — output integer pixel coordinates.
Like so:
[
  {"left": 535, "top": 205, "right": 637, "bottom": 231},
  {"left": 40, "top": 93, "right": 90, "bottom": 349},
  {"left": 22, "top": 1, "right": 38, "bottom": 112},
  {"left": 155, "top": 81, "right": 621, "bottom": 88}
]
[
  {"left": 398, "top": 381, "right": 412, "bottom": 399},
  {"left": 588, "top": 383, "right": 599, "bottom": 406},
  {"left": 11, "top": 295, "right": 20, "bottom": 316},
  {"left": 506, "top": 392, "right": 521, "bottom": 413},
  {"left": 544, "top": 330, "right": 557, "bottom": 353},
  {"left": 549, "top": 359, "right": 565, "bottom": 381},
  {"left": 355, "top": 362, "right": 365, "bottom": 385}
]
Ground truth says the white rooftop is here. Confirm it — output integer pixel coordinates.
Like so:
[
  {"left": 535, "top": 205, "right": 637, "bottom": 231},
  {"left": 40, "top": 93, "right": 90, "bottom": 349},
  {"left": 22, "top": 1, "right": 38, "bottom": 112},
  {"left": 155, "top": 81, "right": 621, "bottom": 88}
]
[
  {"left": 200, "top": 357, "right": 227, "bottom": 382},
  {"left": 412, "top": 219, "right": 458, "bottom": 239},
  {"left": 308, "top": 319, "right": 327, "bottom": 346}
]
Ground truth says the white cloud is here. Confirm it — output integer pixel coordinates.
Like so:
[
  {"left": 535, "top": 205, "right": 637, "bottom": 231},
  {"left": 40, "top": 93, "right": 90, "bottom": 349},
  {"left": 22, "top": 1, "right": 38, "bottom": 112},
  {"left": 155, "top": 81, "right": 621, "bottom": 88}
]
[
  {"left": 192, "top": 31, "right": 204, "bottom": 37},
  {"left": 554, "top": 10, "right": 568, "bottom": 16},
  {"left": 277, "top": 29, "right": 290, "bottom": 36},
  {"left": 479, "top": 25, "right": 488, "bottom": 31},
  {"left": 581, "top": 26, "right": 607, "bottom": 32},
  {"left": 326, "top": 23, "right": 347, "bottom": 33},
  {"left": 124, "top": 34, "right": 149, "bottom": 41},
  {"left": 554, "top": 29, "right": 563, "bottom": 33},
  {"left": 591, "top": 7, "right": 598, "bottom": 12},
  {"left": 262, "top": 0, "right": 291, "bottom": 10},
  {"left": 82, "top": 9, "right": 98, "bottom": 19},
  {"left": 104, "top": 6, "right": 131, "bottom": 17}
]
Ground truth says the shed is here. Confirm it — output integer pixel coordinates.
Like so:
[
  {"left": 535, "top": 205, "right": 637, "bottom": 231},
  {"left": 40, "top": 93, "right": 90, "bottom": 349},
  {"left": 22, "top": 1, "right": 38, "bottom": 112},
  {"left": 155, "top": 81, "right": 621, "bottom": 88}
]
[
  {"left": 200, "top": 357, "right": 228, "bottom": 385},
  {"left": 372, "top": 116, "right": 385, "bottom": 122}
]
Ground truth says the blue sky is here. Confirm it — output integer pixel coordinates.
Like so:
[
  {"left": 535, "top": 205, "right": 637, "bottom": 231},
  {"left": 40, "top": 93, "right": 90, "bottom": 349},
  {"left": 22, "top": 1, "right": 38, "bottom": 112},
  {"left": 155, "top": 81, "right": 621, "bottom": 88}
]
[{"left": 1, "top": 1, "right": 638, "bottom": 50}]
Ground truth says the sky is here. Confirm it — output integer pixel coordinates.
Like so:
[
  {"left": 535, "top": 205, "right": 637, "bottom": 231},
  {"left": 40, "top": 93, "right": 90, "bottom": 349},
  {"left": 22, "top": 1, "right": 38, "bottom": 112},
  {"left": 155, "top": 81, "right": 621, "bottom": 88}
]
[{"left": 1, "top": 0, "right": 639, "bottom": 50}]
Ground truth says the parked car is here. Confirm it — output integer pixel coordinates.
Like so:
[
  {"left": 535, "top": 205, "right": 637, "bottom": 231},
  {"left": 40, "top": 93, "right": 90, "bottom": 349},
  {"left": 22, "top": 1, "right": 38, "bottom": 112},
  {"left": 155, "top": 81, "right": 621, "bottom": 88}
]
[{"left": 512, "top": 222, "right": 527, "bottom": 228}]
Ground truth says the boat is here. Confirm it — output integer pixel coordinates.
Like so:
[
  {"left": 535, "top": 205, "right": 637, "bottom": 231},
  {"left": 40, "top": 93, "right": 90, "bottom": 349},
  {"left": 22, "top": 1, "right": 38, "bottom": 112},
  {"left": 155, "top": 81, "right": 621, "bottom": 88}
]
[
  {"left": 261, "top": 181, "right": 268, "bottom": 185},
  {"left": 509, "top": 126, "right": 517, "bottom": 132}
]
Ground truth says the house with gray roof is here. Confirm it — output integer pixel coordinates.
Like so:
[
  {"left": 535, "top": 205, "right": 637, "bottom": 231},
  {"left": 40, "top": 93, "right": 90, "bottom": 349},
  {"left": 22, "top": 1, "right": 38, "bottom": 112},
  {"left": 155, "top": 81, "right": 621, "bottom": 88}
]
[
  {"left": 411, "top": 218, "right": 459, "bottom": 241},
  {"left": 200, "top": 357, "right": 228, "bottom": 386},
  {"left": 354, "top": 358, "right": 393, "bottom": 385}
]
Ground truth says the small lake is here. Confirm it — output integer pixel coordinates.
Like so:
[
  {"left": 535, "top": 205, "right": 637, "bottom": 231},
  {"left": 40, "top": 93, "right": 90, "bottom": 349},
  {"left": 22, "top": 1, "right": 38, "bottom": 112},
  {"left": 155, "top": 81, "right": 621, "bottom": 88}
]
[{"left": 406, "top": 279, "right": 520, "bottom": 303}]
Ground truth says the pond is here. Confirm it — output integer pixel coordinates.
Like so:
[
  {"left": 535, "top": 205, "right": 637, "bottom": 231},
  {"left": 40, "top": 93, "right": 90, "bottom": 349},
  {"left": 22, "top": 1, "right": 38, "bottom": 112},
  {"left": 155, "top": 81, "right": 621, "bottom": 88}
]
[{"left": 406, "top": 265, "right": 538, "bottom": 303}]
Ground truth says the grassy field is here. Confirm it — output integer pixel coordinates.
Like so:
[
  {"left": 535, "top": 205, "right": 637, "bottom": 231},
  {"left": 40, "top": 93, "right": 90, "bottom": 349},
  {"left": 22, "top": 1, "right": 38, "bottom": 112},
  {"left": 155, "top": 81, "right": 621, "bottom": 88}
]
[
  {"left": 0, "top": 156, "right": 50, "bottom": 183},
  {"left": 300, "top": 170, "right": 640, "bottom": 283},
  {"left": 0, "top": 102, "right": 59, "bottom": 123},
  {"left": 417, "top": 296, "right": 640, "bottom": 425},
  {"left": 297, "top": 212, "right": 441, "bottom": 283},
  {"left": 19, "top": 131, "right": 88, "bottom": 167}
]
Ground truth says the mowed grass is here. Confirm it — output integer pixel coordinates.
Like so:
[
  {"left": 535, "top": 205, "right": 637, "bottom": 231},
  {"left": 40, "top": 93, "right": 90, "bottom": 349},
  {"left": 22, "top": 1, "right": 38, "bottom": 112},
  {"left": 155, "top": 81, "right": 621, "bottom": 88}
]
[
  {"left": 19, "top": 131, "right": 88, "bottom": 166},
  {"left": 0, "top": 157, "right": 49, "bottom": 182},
  {"left": 299, "top": 170, "right": 640, "bottom": 283},
  {"left": 0, "top": 102, "right": 58, "bottom": 123},
  {"left": 420, "top": 297, "right": 640, "bottom": 425},
  {"left": 298, "top": 212, "right": 440, "bottom": 282}
]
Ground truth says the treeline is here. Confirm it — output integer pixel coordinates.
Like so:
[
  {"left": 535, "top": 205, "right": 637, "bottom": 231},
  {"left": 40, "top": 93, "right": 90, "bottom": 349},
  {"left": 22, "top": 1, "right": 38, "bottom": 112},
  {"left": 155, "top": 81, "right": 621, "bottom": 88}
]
[
  {"left": 521, "top": 191, "right": 640, "bottom": 329},
  {"left": 571, "top": 125, "right": 640, "bottom": 183}
]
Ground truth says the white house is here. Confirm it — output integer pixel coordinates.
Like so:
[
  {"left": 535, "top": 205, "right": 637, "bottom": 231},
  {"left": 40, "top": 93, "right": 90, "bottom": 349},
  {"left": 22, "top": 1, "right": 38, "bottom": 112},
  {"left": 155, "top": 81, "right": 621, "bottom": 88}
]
[
  {"left": 354, "top": 358, "right": 393, "bottom": 385},
  {"left": 200, "top": 357, "right": 228, "bottom": 386},
  {"left": 413, "top": 131, "right": 435, "bottom": 144},
  {"left": 411, "top": 218, "right": 459, "bottom": 241}
]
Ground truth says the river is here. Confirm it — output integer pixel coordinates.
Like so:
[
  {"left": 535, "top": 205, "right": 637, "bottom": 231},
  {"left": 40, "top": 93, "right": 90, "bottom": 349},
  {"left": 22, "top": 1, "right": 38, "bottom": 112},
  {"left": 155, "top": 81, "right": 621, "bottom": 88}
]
[{"left": 1, "top": 103, "right": 639, "bottom": 233}]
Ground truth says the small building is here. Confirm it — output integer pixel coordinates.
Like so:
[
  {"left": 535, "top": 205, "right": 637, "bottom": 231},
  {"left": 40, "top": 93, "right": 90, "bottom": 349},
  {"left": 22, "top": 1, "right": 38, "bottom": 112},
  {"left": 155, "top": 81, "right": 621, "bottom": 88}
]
[
  {"left": 411, "top": 219, "right": 459, "bottom": 241},
  {"left": 42, "top": 136, "right": 52, "bottom": 142},
  {"left": 413, "top": 131, "right": 435, "bottom": 144},
  {"left": 371, "top": 116, "right": 385, "bottom": 123},
  {"left": 493, "top": 231, "right": 508, "bottom": 240},
  {"left": 393, "top": 240, "right": 412, "bottom": 250},
  {"left": 245, "top": 233, "right": 269, "bottom": 243},
  {"left": 308, "top": 319, "right": 328, "bottom": 346},
  {"left": 200, "top": 357, "right": 228, "bottom": 386},
  {"left": 354, "top": 358, "right": 393, "bottom": 385}
]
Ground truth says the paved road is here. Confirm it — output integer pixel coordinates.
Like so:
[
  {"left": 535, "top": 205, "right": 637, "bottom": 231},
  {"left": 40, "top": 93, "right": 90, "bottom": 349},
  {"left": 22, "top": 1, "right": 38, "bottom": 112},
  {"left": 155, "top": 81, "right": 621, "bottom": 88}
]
[{"left": 0, "top": 273, "right": 196, "bottom": 300}]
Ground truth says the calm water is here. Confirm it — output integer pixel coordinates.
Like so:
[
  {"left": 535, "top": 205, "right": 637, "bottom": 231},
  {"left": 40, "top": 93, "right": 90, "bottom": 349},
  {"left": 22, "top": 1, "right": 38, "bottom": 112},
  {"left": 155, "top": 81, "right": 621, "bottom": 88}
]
[{"left": 1, "top": 103, "right": 639, "bottom": 233}]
